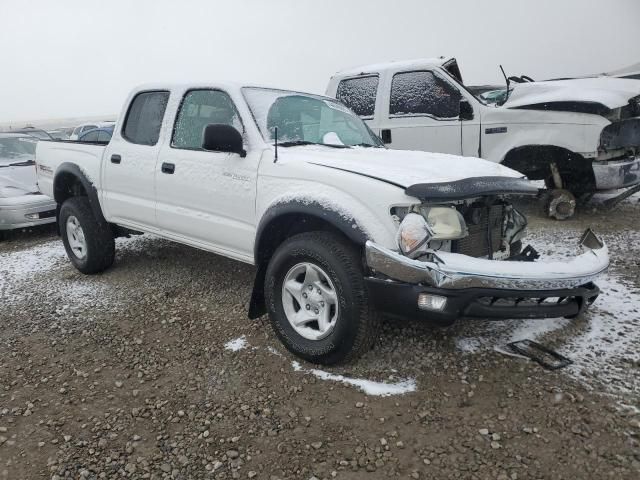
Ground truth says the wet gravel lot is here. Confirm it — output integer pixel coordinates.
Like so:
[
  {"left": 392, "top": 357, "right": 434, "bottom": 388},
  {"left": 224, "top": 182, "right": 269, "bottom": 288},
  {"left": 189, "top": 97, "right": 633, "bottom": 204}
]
[{"left": 1, "top": 194, "right": 639, "bottom": 479}]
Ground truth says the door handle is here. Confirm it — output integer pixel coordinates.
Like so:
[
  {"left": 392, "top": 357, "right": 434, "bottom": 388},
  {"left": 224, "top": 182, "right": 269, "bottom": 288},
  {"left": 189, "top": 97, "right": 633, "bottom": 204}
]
[
  {"left": 380, "top": 129, "right": 392, "bottom": 144},
  {"left": 110, "top": 154, "right": 121, "bottom": 164},
  {"left": 161, "top": 162, "right": 175, "bottom": 174}
]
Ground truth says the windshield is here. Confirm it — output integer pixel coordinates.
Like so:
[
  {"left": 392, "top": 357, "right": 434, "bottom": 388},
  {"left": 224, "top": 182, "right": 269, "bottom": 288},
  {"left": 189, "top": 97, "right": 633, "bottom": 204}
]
[
  {"left": 0, "top": 137, "right": 37, "bottom": 164},
  {"left": 242, "top": 87, "right": 383, "bottom": 148}
]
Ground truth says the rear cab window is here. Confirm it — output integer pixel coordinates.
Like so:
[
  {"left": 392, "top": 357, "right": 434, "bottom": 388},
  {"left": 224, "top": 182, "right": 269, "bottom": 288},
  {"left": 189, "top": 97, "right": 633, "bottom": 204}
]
[
  {"left": 390, "top": 71, "right": 461, "bottom": 118},
  {"left": 335, "top": 75, "right": 379, "bottom": 118},
  {"left": 122, "top": 91, "right": 170, "bottom": 146}
]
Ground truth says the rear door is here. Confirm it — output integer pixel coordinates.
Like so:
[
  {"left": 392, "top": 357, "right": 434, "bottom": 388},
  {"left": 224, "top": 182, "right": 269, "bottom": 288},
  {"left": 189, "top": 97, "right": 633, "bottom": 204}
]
[
  {"left": 155, "top": 88, "right": 258, "bottom": 259},
  {"left": 335, "top": 75, "right": 380, "bottom": 135},
  {"left": 379, "top": 70, "right": 463, "bottom": 154},
  {"left": 102, "top": 90, "right": 170, "bottom": 229}
]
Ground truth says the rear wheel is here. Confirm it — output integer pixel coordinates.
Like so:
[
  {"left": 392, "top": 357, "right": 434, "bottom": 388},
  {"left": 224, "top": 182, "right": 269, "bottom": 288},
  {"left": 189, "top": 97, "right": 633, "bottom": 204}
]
[
  {"left": 59, "top": 197, "right": 115, "bottom": 274},
  {"left": 264, "top": 231, "right": 379, "bottom": 365}
]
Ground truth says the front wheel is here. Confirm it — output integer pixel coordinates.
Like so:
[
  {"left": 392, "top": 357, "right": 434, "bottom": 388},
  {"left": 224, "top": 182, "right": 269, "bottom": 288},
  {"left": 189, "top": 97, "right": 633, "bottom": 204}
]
[
  {"left": 59, "top": 197, "right": 115, "bottom": 274},
  {"left": 264, "top": 231, "right": 379, "bottom": 365}
]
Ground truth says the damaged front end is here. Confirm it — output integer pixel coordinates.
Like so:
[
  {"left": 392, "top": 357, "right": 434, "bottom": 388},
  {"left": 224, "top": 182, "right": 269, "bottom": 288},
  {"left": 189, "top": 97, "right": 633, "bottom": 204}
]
[
  {"left": 595, "top": 96, "right": 640, "bottom": 189},
  {"left": 365, "top": 177, "right": 608, "bottom": 325}
]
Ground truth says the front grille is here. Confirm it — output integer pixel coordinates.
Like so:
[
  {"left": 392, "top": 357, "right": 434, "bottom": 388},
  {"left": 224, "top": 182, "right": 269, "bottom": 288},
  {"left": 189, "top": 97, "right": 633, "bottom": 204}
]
[{"left": 452, "top": 204, "right": 504, "bottom": 258}]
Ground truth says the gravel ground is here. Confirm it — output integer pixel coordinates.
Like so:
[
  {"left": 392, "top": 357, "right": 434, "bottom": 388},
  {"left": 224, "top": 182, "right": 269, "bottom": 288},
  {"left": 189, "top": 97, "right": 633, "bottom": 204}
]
[{"left": 1, "top": 194, "right": 639, "bottom": 479}]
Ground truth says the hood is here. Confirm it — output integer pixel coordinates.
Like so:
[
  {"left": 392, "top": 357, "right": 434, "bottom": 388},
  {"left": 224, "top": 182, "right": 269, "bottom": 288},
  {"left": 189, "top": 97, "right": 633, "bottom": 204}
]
[
  {"left": 504, "top": 77, "right": 640, "bottom": 110},
  {"left": 279, "top": 146, "right": 537, "bottom": 200},
  {"left": 0, "top": 163, "right": 39, "bottom": 197}
]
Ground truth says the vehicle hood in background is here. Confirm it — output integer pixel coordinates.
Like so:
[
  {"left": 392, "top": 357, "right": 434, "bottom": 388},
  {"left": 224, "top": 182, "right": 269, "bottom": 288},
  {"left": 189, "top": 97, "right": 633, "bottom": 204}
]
[
  {"left": 0, "top": 163, "right": 39, "bottom": 197},
  {"left": 281, "top": 146, "right": 536, "bottom": 200},
  {"left": 504, "top": 77, "right": 640, "bottom": 110}
]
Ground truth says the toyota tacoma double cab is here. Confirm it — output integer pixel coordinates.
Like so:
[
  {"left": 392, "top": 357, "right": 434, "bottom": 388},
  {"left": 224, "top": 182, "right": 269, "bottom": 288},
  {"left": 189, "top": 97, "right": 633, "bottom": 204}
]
[
  {"left": 36, "top": 83, "right": 609, "bottom": 364},
  {"left": 327, "top": 57, "right": 640, "bottom": 219}
]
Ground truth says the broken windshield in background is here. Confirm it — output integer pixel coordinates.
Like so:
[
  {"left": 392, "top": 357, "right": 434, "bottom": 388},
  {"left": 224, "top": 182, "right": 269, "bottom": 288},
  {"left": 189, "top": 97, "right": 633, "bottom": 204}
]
[
  {"left": 0, "top": 137, "right": 37, "bottom": 165},
  {"left": 242, "top": 87, "right": 382, "bottom": 148}
]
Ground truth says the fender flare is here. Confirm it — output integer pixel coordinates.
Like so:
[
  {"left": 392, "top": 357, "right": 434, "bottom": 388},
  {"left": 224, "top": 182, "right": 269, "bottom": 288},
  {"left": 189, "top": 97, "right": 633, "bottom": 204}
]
[
  {"left": 248, "top": 200, "right": 369, "bottom": 319},
  {"left": 53, "top": 162, "right": 108, "bottom": 225}
]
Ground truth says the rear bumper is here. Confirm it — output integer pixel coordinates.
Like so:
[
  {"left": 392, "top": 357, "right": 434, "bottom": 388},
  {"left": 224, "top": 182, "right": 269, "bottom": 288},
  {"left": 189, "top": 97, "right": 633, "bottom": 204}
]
[
  {"left": 364, "top": 228, "right": 608, "bottom": 323},
  {"left": 0, "top": 196, "right": 57, "bottom": 230},
  {"left": 592, "top": 155, "right": 640, "bottom": 190}
]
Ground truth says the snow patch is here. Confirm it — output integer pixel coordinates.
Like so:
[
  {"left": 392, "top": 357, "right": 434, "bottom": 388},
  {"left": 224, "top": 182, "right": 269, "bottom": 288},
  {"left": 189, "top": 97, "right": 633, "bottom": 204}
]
[
  {"left": 291, "top": 361, "right": 416, "bottom": 397},
  {"left": 224, "top": 336, "right": 247, "bottom": 352}
]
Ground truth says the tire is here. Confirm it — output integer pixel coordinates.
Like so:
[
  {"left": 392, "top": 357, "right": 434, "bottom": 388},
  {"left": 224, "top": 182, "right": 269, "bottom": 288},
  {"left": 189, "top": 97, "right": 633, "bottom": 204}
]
[
  {"left": 59, "top": 197, "right": 115, "bottom": 274},
  {"left": 264, "top": 231, "right": 379, "bottom": 365}
]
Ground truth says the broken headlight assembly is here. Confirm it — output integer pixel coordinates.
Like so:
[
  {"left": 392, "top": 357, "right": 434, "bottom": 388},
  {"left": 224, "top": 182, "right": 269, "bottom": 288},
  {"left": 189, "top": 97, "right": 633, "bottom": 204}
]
[{"left": 396, "top": 207, "right": 468, "bottom": 258}]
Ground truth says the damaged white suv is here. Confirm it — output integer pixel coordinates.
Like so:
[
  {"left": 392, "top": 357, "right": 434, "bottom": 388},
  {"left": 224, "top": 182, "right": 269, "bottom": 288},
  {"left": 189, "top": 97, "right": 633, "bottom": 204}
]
[{"left": 36, "top": 83, "right": 609, "bottom": 364}]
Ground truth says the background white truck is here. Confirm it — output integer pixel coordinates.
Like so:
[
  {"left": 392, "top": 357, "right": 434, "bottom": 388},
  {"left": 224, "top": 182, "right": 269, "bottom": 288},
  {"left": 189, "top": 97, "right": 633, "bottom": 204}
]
[
  {"left": 327, "top": 57, "right": 640, "bottom": 219},
  {"left": 36, "top": 83, "right": 608, "bottom": 364}
]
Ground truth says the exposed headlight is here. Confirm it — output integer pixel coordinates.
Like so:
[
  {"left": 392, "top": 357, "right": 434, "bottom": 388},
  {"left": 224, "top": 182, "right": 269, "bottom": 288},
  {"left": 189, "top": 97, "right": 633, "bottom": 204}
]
[
  {"left": 397, "top": 213, "right": 433, "bottom": 257},
  {"left": 419, "top": 206, "right": 468, "bottom": 240}
]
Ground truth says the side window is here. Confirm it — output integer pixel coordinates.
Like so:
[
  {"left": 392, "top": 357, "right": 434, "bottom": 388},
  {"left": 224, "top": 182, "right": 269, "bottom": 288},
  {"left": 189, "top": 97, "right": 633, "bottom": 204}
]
[
  {"left": 122, "top": 91, "right": 170, "bottom": 146},
  {"left": 335, "top": 75, "right": 379, "bottom": 117},
  {"left": 390, "top": 71, "right": 461, "bottom": 118},
  {"left": 82, "top": 125, "right": 97, "bottom": 133},
  {"left": 172, "top": 89, "right": 242, "bottom": 150},
  {"left": 81, "top": 131, "right": 99, "bottom": 142}
]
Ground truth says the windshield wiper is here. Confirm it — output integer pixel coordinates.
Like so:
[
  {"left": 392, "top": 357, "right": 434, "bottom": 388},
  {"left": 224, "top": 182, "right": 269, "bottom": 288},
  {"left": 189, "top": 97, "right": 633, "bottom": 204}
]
[
  {"left": 278, "top": 140, "right": 350, "bottom": 149},
  {"left": 353, "top": 143, "right": 381, "bottom": 148},
  {"left": 0, "top": 160, "right": 35, "bottom": 168}
]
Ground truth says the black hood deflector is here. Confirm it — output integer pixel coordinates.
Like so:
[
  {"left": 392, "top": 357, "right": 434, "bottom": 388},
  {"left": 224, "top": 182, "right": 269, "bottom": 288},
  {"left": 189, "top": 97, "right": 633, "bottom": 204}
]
[{"left": 405, "top": 176, "right": 540, "bottom": 201}]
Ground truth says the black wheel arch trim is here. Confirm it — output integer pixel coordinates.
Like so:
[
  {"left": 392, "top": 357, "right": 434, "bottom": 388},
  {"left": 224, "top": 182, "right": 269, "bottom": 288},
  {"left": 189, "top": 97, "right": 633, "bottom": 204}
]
[
  {"left": 53, "top": 162, "right": 108, "bottom": 226},
  {"left": 248, "top": 200, "right": 370, "bottom": 319}
]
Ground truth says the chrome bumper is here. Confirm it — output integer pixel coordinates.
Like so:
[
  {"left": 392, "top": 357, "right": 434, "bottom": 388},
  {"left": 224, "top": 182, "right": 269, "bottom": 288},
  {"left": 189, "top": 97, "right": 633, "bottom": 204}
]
[
  {"left": 365, "top": 229, "right": 609, "bottom": 290},
  {"left": 592, "top": 155, "right": 640, "bottom": 190},
  {"left": 0, "top": 196, "right": 57, "bottom": 231}
]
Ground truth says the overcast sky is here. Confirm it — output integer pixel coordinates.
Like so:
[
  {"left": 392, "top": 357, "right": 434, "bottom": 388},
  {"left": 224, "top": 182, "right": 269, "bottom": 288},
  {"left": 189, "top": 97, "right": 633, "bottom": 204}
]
[{"left": 1, "top": 0, "right": 639, "bottom": 123}]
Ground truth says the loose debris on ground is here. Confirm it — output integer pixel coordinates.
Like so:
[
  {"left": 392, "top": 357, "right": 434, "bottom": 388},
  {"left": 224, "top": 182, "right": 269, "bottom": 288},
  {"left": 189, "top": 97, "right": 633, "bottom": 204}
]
[{"left": 1, "top": 194, "right": 639, "bottom": 479}]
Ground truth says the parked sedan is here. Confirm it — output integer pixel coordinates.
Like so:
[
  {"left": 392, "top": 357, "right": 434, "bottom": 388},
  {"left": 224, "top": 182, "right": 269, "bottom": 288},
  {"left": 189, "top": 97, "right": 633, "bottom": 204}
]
[
  {"left": 8, "top": 128, "right": 53, "bottom": 140},
  {"left": 70, "top": 121, "right": 115, "bottom": 140},
  {"left": 78, "top": 125, "right": 114, "bottom": 143},
  {"left": 0, "top": 133, "right": 56, "bottom": 239}
]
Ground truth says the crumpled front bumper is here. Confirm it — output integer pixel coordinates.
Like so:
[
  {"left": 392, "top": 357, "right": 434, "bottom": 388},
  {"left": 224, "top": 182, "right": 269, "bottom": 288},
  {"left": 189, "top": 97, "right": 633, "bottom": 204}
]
[
  {"left": 364, "top": 229, "right": 608, "bottom": 324},
  {"left": 365, "top": 229, "right": 609, "bottom": 291},
  {"left": 592, "top": 155, "right": 640, "bottom": 190}
]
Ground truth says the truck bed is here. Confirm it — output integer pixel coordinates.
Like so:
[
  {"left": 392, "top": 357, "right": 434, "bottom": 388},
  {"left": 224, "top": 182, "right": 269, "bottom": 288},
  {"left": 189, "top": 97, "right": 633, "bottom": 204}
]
[{"left": 36, "top": 139, "right": 106, "bottom": 199}]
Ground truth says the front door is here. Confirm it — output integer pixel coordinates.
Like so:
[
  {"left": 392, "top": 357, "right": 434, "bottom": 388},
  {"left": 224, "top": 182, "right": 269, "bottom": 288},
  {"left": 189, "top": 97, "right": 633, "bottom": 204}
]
[
  {"left": 155, "top": 89, "right": 257, "bottom": 260},
  {"left": 381, "top": 70, "right": 462, "bottom": 155}
]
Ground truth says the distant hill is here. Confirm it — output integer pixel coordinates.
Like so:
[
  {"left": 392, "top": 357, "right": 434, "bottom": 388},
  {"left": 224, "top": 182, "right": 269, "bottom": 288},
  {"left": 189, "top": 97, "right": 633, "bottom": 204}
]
[{"left": 0, "top": 115, "right": 117, "bottom": 132}]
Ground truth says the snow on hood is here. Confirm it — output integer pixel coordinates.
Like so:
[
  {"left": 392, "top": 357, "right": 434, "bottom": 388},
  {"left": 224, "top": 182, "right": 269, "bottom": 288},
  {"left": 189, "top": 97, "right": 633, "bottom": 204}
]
[
  {"left": 0, "top": 163, "right": 39, "bottom": 197},
  {"left": 282, "top": 145, "right": 523, "bottom": 188},
  {"left": 504, "top": 77, "right": 640, "bottom": 110}
]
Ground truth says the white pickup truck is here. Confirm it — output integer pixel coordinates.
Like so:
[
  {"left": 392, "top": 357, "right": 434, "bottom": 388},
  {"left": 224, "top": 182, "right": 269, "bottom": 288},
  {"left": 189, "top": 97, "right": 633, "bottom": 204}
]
[
  {"left": 36, "top": 83, "right": 609, "bottom": 364},
  {"left": 327, "top": 57, "right": 640, "bottom": 219}
]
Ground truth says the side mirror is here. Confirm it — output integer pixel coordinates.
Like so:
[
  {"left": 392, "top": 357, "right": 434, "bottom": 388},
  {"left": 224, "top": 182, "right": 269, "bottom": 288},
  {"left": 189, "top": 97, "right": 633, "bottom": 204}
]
[
  {"left": 459, "top": 99, "right": 474, "bottom": 121},
  {"left": 202, "top": 124, "right": 246, "bottom": 157}
]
